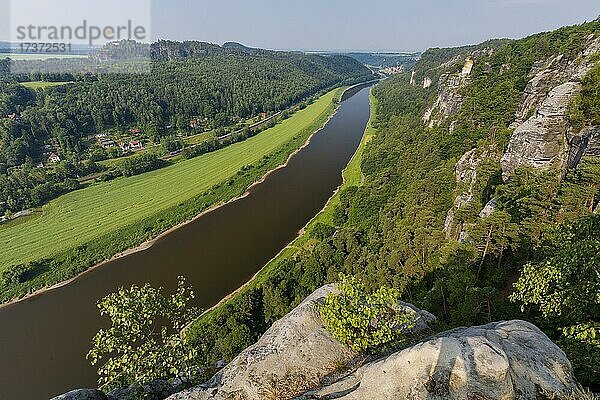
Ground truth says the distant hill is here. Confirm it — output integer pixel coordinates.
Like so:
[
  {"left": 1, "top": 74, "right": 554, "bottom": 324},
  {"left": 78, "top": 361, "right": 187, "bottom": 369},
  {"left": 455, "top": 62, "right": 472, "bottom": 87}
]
[
  {"left": 312, "top": 51, "right": 421, "bottom": 69},
  {"left": 222, "top": 42, "right": 256, "bottom": 52}
]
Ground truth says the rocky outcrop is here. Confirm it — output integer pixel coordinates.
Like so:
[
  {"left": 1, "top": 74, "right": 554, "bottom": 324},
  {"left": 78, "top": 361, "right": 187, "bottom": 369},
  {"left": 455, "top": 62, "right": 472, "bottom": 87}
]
[
  {"left": 421, "top": 49, "right": 498, "bottom": 129},
  {"left": 305, "top": 320, "right": 578, "bottom": 400},
  {"left": 502, "top": 83, "right": 578, "bottom": 179},
  {"left": 51, "top": 380, "right": 181, "bottom": 400},
  {"left": 51, "top": 389, "right": 108, "bottom": 400},
  {"left": 567, "top": 125, "right": 600, "bottom": 168},
  {"left": 410, "top": 70, "right": 417, "bottom": 86},
  {"left": 461, "top": 56, "right": 474, "bottom": 76},
  {"left": 501, "top": 36, "right": 600, "bottom": 180},
  {"left": 168, "top": 285, "right": 435, "bottom": 400},
  {"left": 107, "top": 380, "right": 180, "bottom": 400},
  {"left": 444, "top": 145, "right": 502, "bottom": 241},
  {"left": 56, "top": 292, "right": 580, "bottom": 400},
  {"left": 478, "top": 198, "right": 498, "bottom": 218},
  {"left": 422, "top": 74, "right": 468, "bottom": 128}
]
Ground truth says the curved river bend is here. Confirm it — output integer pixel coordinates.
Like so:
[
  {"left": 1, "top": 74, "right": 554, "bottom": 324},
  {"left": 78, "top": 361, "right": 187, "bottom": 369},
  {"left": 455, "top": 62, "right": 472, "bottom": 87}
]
[{"left": 0, "top": 85, "right": 373, "bottom": 400}]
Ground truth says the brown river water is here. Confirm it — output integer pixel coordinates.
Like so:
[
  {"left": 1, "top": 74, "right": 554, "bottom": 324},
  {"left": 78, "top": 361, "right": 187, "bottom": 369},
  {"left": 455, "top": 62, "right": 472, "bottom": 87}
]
[{"left": 0, "top": 84, "right": 373, "bottom": 399}]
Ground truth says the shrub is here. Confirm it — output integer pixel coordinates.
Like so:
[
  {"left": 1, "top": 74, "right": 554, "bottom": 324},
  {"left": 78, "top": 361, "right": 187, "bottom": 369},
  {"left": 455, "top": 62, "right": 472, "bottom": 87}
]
[
  {"left": 510, "top": 215, "right": 600, "bottom": 386},
  {"left": 319, "top": 274, "right": 415, "bottom": 352},
  {"left": 87, "top": 276, "right": 200, "bottom": 390},
  {"left": 309, "top": 222, "right": 336, "bottom": 240},
  {"left": 1, "top": 264, "right": 31, "bottom": 286}
]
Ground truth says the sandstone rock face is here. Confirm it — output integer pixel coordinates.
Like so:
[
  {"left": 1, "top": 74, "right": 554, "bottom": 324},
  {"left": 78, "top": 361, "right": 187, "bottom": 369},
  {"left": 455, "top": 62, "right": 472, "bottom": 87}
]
[
  {"left": 410, "top": 70, "right": 416, "bottom": 86},
  {"left": 461, "top": 56, "right": 474, "bottom": 76},
  {"left": 501, "top": 36, "right": 600, "bottom": 180},
  {"left": 444, "top": 145, "right": 501, "bottom": 241},
  {"left": 423, "top": 76, "right": 432, "bottom": 88},
  {"left": 51, "top": 389, "right": 108, "bottom": 400},
  {"left": 567, "top": 125, "right": 600, "bottom": 168},
  {"left": 422, "top": 50, "right": 497, "bottom": 128},
  {"left": 168, "top": 285, "right": 435, "bottom": 400},
  {"left": 422, "top": 73, "right": 469, "bottom": 128},
  {"left": 107, "top": 379, "right": 179, "bottom": 400},
  {"left": 307, "top": 320, "right": 578, "bottom": 400},
  {"left": 478, "top": 198, "right": 498, "bottom": 218}
]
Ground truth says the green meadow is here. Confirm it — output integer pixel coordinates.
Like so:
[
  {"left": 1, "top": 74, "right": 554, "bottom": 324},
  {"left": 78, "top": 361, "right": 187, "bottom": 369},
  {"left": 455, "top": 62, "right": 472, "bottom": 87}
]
[
  {"left": 19, "top": 81, "right": 71, "bottom": 89},
  {"left": 0, "top": 88, "right": 341, "bottom": 273}
]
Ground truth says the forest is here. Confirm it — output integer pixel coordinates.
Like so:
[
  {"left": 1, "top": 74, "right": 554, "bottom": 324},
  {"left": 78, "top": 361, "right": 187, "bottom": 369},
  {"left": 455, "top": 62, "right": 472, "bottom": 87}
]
[
  {"left": 184, "top": 19, "right": 600, "bottom": 389},
  {"left": 0, "top": 42, "right": 371, "bottom": 216}
]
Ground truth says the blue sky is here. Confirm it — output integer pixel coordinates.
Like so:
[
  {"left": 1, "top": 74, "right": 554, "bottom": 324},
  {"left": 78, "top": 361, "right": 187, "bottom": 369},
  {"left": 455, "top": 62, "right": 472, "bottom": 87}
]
[{"left": 1, "top": 0, "right": 599, "bottom": 51}]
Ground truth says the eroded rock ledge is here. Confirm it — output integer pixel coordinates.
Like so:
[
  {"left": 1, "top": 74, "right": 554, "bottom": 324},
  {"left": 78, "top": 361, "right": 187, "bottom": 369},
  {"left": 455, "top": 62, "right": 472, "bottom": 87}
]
[
  {"left": 55, "top": 285, "right": 579, "bottom": 400},
  {"left": 501, "top": 35, "right": 600, "bottom": 180},
  {"left": 168, "top": 284, "right": 435, "bottom": 400},
  {"left": 304, "top": 320, "right": 577, "bottom": 400},
  {"left": 168, "top": 286, "right": 576, "bottom": 400}
]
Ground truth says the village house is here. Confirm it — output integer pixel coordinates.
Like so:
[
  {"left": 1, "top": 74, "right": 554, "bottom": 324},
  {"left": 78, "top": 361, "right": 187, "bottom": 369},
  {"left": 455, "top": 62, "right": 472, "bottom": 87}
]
[
  {"left": 99, "top": 138, "right": 116, "bottom": 149},
  {"left": 48, "top": 153, "right": 61, "bottom": 163},
  {"left": 129, "top": 140, "right": 143, "bottom": 150},
  {"left": 189, "top": 118, "right": 201, "bottom": 129},
  {"left": 7, "top": 113, "right": 21, "bottom": 122},
  {"left": 129, "top": 128, "right": 142, "bottom": 135},
  {"left": 120, "top": 142, "right": 131, "bottom": 153}
]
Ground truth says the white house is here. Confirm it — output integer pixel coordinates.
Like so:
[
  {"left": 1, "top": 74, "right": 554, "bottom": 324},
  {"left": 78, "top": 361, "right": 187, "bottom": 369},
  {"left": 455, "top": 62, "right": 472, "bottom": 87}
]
[{"left": 48, "top": 153, "right": 61, "bottom": 163}]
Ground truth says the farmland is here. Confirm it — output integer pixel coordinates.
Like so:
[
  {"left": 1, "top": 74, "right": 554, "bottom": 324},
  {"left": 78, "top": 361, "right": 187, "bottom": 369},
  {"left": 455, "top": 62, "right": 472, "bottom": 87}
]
[
  {"left": 19, "top": 81, "right": 71, "bottom": 89},
  {"left": 0, "top": 87, "right": 342, "bottom": 273}
]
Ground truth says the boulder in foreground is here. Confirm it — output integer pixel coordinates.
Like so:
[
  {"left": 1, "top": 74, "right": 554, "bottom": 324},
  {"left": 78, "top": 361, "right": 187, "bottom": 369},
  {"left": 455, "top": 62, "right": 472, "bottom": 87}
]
[
  {"left": 168, "top": 284, "right": 435, "bottom": 400},
  {"left": 308, "top": 320, "right": 578, "bottom": 400}
]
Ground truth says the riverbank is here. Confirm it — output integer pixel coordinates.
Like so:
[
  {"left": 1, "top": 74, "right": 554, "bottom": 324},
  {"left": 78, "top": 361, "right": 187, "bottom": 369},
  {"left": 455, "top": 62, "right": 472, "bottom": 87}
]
[
  {"left": 185, "top": 86, "right": 378, "bottom": 339},
  {"left": 0, "top": 86, "right": 348, "bottom": 306}
]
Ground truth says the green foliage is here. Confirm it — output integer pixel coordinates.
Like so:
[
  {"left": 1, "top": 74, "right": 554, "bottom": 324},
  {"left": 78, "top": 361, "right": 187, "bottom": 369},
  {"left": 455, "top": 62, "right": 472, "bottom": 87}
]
[
  {"left": 117, "top": 153, "right": 165, "bottom": 177},
  {"left": 510, "top": 215, "right": 600, "bottom": 384},
  {"left": 0, "top": 92, "right": 340, "bottom": 303},
  {"left": 136, "top": 22, "right": 600, "bottom": 388},
  {"left": 161, "top": 136, "right": 184, "bottom": 154},
  {"left": 569, "top": 62, "right": 600, "bottom": 131},
  {"left": 309, "top": 222, "right": 336, "bottom": 240},
  {"left": 319, "top": 275, "right": 415, "bottom": 352},
  {"left": 0, "top": 45, "right": 370, "bottom": 215},
  {"left": 1, "top": 264, "right": 32, "bottom": 286},
  {"left": 87, "top": 277, "right": 200, "bottom": 390}
]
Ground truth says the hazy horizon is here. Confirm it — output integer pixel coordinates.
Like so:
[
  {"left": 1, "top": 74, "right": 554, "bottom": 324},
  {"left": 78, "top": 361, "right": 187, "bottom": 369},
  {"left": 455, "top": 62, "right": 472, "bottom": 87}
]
[{"left": 0, "top": 0, "right": 599, "bottom": 52}]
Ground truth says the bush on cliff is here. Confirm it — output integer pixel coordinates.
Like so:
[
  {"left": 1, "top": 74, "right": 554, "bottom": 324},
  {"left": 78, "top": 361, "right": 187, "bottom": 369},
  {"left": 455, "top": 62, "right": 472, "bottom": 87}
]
[
  {"left": 87, "top": 277, "right": 200, "bottom": 390},
  {"left": 319, "top": 275, "right": 415, "bottom": 352}
]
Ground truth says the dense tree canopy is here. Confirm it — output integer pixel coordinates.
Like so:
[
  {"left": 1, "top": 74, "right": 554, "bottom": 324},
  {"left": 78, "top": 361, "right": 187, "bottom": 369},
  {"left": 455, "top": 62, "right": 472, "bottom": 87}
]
[
  {"left": 187, "top": 20, "right": 600, "bottom": 387},
  {"left": 0, "top": 42, "right": 371, "bottom": 215}
]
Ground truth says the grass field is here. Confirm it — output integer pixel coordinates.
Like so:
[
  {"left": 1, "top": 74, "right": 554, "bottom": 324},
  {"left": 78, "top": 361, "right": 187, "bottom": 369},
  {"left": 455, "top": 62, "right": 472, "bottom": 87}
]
[
  {"left": 0, "top": 88, "right": 341, "bottom": 272},
  {"left": 20, "top": 81, "right": 71, "bottom": 89}
]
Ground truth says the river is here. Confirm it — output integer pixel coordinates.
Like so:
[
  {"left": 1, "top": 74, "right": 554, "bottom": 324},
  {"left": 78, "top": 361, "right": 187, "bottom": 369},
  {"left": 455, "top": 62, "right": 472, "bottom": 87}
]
[{"left": 0, "top": 84, "right": 373, "bottom": 400}]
